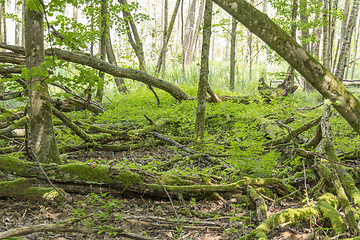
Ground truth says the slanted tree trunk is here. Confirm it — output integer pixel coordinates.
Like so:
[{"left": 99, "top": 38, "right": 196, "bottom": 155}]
[
  {"left": 155, "top": 0, "right": 182, "bottom": 73},
  {"left": 194, "top": 0, "right": 212, "bottom": 142},
  {"left": 105, "top": 29, "right": 128, "bottom": 93},
  {"left": 335, "top": 0, "right": 360, "bottom": 81},
  {"left": 229, "top": 17, "right": 237, "bottom": 91},
  {"left": 25, "top": 1, "right": 61, "bottom": 164},
  {"left": 213, "top": 0, "right": 360, "bottom": 135},
  {"left": 119, "top": 0, "right": 160, "bottom": 105}
]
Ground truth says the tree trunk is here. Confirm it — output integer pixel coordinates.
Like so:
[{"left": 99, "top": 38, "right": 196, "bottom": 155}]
[
  {"left": 194, "top": 0, "right": 212, "bottom": 142},
  {"left": 22, "top": 0, "right": 25, "bottom": 47},
  {"left": 105, "top": 29, "right": 129, "bottom": 93},
  {"left": 182, "top": 0, "right": 197, "bottom": 66},
  {"left": 329, "top": 0, "right": 339, "bottom": 70},
  {"left": 213, "top": 0, "right": 360, "bottom": 135},
  {"left": 14, "top": 1, "right": 21, "bottom": 46},
  {"left": 335, "top": 0, "right": 360, "bottom": 81},
  {"left": 73, "top": 5, "right": 78, "bottom": 21},
  {"left": 322, "top": 0, "right": 330, "bottom": 69},
  {"left": 0, "top": 1, "right": 6, "bottom": 52},
  {"left": 351, "top": 17, "right": 360, "bottom": 80},
  {"left": 300, "top": 0, "right": 312, "bottom": 91},
  {"left": 96, "top": 0, "right": 107, "bottom": 103},
  {"left": 25, "top": 1, "right": 61, "bottom": 164},
  {"left": 311, "top": 1, "right": 322, "bottom": 57},
  {"left": 187, "top": 0, "right": 206, "bottom": 65},
  {"left": 155, "top": 0, "right": 182, "bottom": 73},
  {"left": 119, "top": 0, "right": 160, "bottom": 105},
  {"left": 229, "top": 17, "right": 237, "bottom": 91}
]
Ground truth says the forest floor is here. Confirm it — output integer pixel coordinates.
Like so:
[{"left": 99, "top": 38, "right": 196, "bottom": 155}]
[
  {"left": 2, "top": 87, "right": 360, "bottom": 239},
  {"left": 0, "top": 146, "right": 345, "bottom": 240}
]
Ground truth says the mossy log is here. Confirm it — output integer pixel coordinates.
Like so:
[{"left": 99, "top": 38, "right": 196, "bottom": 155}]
[
  {"left": 0, "top": 116, "right": 28, "bottom": 136},
  {"left": 0, "top": 178, "right": 65, "bottom": 202},
  {"left": 239, "top": 207, "right": 319, "bottom": 240},
  {"left": 317, "top": 193, "right": 347, "bottom": 235},
  {"left": 0, "top": 155, "right": 294, "bottom": 201},
  {"left": 247, "top": 185, "right": 268, "bottom": 222}
]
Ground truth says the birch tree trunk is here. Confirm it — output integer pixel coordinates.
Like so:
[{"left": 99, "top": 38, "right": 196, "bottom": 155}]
[
  {"left": 229, "top": 17, "right": 237, "bottom": 91},
  {"left": 322, "top": 0, "right": 330, "bottom": 69},
  {"left": 25, "top": 1, "right": 61, "bottom": 164},
  {"left": 194, "top": 0, "right": 212, "bottom": 142},
  {"left": 329, "top": 0, "right": 339, "bottom": 70},
  {"left": 335, "top": 0, "right": 360, "bottom": 81},
  {"left": 14, "top": 0, "right": 21, "bottom": 46},
  {"left": 351, "top": 17, "right": 360, "bottom": 80},
  {"left": 213, "top": 0, "right": 360, "bottom": 135},
  {"left": 187, "top": 0, "right": 206, "bottom": 65},
  {"left": 0, "top": 1, "right": 6, "bottom": 52},
  {"left": 182, "top": 0, "right": 197, "bottom": 66}
]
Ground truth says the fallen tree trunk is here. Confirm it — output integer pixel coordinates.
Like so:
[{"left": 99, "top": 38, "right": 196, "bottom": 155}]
[{"left": 0, "top": 43, "right": 190, "bottom": 102}]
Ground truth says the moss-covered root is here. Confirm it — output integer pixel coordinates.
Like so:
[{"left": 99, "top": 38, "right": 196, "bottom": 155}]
[
  {"left": 318, "top": 162, "right": 359, "bottom": 235},
  {"left": 325, "top": 141, "right": 360, "bottom": 208},
  {"left": 317, "top": 193, "right": 346, "bottom": 235},
  {"left": 238, "top": 207, "right": 319, "bottom": 240},
  {"left": 0, "top": 178, "right": 66, "bottom": 203},
  {"left": 247, "top": 186, "right": 268, "bottom": 222}
]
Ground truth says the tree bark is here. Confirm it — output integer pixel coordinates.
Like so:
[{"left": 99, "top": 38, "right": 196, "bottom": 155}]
[
  {"left": 45, "top": 48, "right": 189, "bottom": 101},
  {"left": 119, "top": 0, "right": 160, "bottom": 105},
  {"left": 212, "top": 0, "right": 360, "bottom": 135},
  {"left": 335, "top": 0, "right": 360, "bottom": 81},
  {"left": 322, "top": 0, "right": 330, "bottom": 69},
  {"left": 186, "top": 0, "right": 206, "bottom": 65},
  {"left": 96, "top": 0, "right": 107, "bottom": 103},
  {"left": 351, "top": 17, "right": 360, "bottom": 80},
  {"left": 25, "top": 1, "right": 61, "bottom": 164},
  {"left": 14, "top": 0, "right": 21, "bottom": 46},
  {"left": 105, "top": 29, "right": 128, "bottom": 93},
  {"left": 194, "top": 0, "right": 212, "bottom": 142},
  {"left": 155, "top": 0, "right": 182, "bottom": 73},
  {"left": 0, "top": 1, "right": 6, "bottom": 52},
  {"left": 229, "top": 17, "right": 237, "bottom": 91},
  {"left": 182, "top": 0, "right": 197, "bottom": 66}
]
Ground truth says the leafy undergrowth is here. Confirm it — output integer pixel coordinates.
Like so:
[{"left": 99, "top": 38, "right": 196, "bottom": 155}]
[{"left": 2, "top": 86, "right": 360, "bottom": 239}]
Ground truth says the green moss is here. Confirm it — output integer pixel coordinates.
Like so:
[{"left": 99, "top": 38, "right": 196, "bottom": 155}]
[
  {"left": 318, "top": 193, "right": 338, "bottom": 209},
  {"left": 0, "top": 155, "right": 26, "bottom": 173},
  {"left": 158, "top": 173, "right": 194, "bottom": 186},
  {"left": 115, "top": 167, "right": 142, "bottom": 190},
  {"left": 59, "top": 162, "right": 111, "bottom": 183}
]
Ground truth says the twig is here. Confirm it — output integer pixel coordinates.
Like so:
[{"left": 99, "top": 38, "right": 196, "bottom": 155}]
[
  {"left": 303, "top": 159, "right": 309, "bottom": 206},
  {"left": 295, "top": 102, "right": 324, "bottom": 111},
  {"left": 294, "top": 148, "right": 360, "bottom": 173}
]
